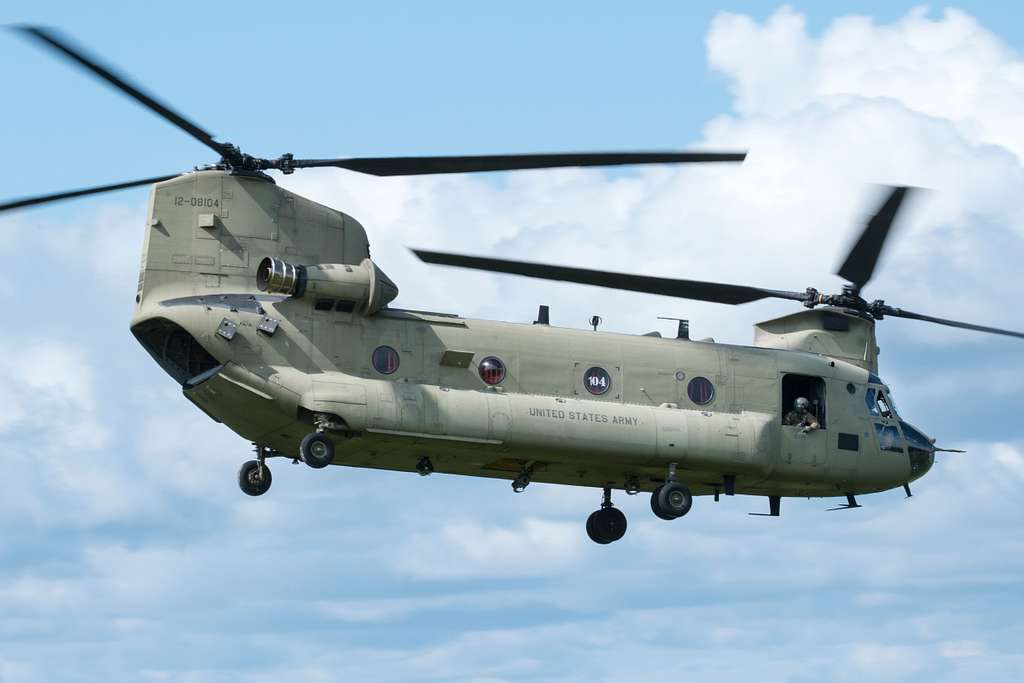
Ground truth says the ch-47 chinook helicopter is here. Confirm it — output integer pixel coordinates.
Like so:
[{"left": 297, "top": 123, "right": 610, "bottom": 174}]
[{"left": 7, "top": 27, "right": 1024, "bottom": 545}]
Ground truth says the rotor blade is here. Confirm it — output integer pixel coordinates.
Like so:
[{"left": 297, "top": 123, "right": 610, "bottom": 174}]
[
  {"left": 412, "top": 249, "right": 805, "bottom": 305},
  {"left": 0, "top": 174, "right": 178, "bottom": 212},
  {"left": 837, "top": 186, "right": 913, "bottom": 291},
  {"left": 287, "top": 151, "right": 746, "bottom": 176},
  {"left": 13, "top": 25, "right": 226, "bottom": 158},
  {"left": 883, "top": 306, "right": 1024, "bottom": 340}
]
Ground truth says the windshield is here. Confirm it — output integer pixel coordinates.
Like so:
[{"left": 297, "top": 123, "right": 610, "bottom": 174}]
[
  {"left": 900, "top": 421, "right": 932, "bottom": 452},
  {"left": 884, "top": 390, "right": 899, "bottom": 416},
  {"left": 874, "top": 423, "right": 904, "bottom": 453}
]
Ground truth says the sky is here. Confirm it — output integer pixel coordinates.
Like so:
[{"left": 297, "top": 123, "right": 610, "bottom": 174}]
[{"left": 2, "top": 2, "right": 1024, "bottom": 681}]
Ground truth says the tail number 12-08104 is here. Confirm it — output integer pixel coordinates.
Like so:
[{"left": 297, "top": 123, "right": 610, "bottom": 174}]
[{"left": 174, "top": 196, "right": 220, "bottom": 208}]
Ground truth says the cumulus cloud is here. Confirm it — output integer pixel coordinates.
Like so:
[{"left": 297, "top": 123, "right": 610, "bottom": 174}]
[
  {"left": 285, "top": 7, "right": 1024, "bottom": 350},
  {"left": 2, "top": 6, "right": 1024, "bottom": 682},
  {"left": 392, "top": 517, "right": 586, "bottom": 579}
]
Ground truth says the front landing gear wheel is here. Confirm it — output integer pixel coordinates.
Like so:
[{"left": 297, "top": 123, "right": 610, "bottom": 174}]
[
  {"left": 587, "top": 507, "right": 627, "bottom": 544},
  {"left": 300, "top": 432, "right": 335, "bottom": 469},
  {"left": 238, "top": 459, "right": 272, "bottom": 496},
  {"left": 651, "top": 481, "right": 692, "bottom": 519}
]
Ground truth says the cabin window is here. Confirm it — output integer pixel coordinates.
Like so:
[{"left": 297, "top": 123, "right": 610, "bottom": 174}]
[
  {"left": 314, "top": 297, "right": 335, "bottom": 311},
  {"left": 584, "top": 366, "right": 612, "bottom": 395},
  {"left": 687, "top": 376, "right": 715, "bottom": 405},
  {"left": 478, "top": 356, "right": 506, "bottom": 385},
  {"left": 371, "top": 345, "right": 400, "bottom": 375},
  {"left": 781, "top": 373, "right": 826, "bottom": 428}
]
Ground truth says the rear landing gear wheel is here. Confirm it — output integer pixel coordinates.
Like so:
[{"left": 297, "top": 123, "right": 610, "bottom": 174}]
[
  {"left": 586, "top": 487, "right": 627, "bottom": 544},
  {"left": 300, "top": 432, "right": 335, "bottom": 469},
  {"left": 651, "top": 481, "right": 692, "bottom": 519},
  {"left": 587, "top": 507, "right": 627, "bottom": 544},
  {"left": 650, "top": 486, "right": 676, "bottom": 520},
  {"left": 238, "top": 459, "right": 272, "bottom": 496}
]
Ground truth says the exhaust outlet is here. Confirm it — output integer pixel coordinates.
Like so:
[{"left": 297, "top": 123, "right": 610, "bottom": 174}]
[{"left": 257, "top": 257, "right": 305, "bottom": 296}]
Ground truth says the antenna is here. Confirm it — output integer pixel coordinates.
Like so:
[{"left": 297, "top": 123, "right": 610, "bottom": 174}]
[
  {"left": 534, "top": 305, "right": 550, "bottom": 325},
  {"left": 589, "top": 315, "right": 602, "bottom": 331}
]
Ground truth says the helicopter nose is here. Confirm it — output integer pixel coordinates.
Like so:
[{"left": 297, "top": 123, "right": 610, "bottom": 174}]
[{"left": 900, "top": 420, "right": 936, "bottom": 479}]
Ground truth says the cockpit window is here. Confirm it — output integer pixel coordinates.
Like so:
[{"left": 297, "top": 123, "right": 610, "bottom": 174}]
[
  {"left": 866, "top": 388, "right": 894, "bottom": 418},
  {"left": 874, "top": 423, "right": 904, "bottom": 453},
  {"left": 876, "top": 392, "right": 893, "bottom": 418},
  {"left": 866, "top": 388, "right": 879, "bottom": 416}
]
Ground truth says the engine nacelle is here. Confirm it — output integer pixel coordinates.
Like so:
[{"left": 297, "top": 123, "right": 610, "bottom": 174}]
[{"left": 257, "top": 256, "right": 399, "bottom": 315}]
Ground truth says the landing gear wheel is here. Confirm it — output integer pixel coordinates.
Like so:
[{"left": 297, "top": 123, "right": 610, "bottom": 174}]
[
  {"left": 300, "top": 432, "right": 335, "bottom": 469},
  {"left": 586, "top": 506, "right": 627, "bottom": 544},
  {"left": 238, "top": 459, "right": 272, "bottom": 496},
  {"left": 650, "top": 485, "right": 677, "bottom": 520},
  {"left": 654, "top": 481, "right": 692, "bottom": 519}
]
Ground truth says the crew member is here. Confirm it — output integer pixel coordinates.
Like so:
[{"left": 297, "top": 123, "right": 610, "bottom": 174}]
[{"left": 784, "top": 397, "right": 819, "bottom": 433}]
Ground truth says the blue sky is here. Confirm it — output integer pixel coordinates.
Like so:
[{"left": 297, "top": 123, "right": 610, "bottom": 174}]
[{"left": 2, "top": 3, "right": 1024, "bottom": 681}]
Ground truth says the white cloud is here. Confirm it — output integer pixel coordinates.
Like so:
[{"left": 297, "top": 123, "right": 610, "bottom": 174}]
[
  {"left": 284, "top": 8, "right": 1024, "bottom": 351},
  {"left": 2, "top": 6, "right": 1024, "bottom": 682},
  {"left": 848, "top": 642, "right": 934, "bottom": 679},
  {"left": 392, "top": 517, "right": 586, "bottom": 579},
  {"left": 709, "top": 7, "right": 1024, "bottom": 159}
]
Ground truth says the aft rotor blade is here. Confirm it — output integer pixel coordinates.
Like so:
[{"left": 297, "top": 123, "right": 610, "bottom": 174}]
[
  {"left": 0, "top": 173, "right": 178, "bottom": 213},
  {"left": 288, "top": 151, "right": 746, "bottom": 176},
  {"left": 837, "top": 186, "right": 914, "bottom": 291},
  {"left": 883, "top": 306, "right": 1024, "bottom": 340},
  {"left": 412, "top": 249, "right": 805, "bottom": 305},
  {"left": 13, "top": 25, "right": 226, "bottom": 158}
]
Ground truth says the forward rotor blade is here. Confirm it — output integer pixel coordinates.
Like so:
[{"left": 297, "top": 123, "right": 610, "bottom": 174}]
[
  {"left": 0, "top": 174, "right": 179, "bottom": 213},
  {"left": 837, "top": 186, "right": 913, "bottom": 291},
  {"left": 13, "top": 25, "right": 226, "bottom": 158},
  {"left": 883, "top": 306, "right": 1024, "bottom": 339},
  {"left": 412, "top": 249, "right": 805, "bottom": 305},
  {"left": 288, "top": 151, "right": 746, "bottom": 176}
]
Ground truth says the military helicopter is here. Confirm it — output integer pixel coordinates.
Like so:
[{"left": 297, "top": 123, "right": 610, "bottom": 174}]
[{"left": 6, "top": 27, "right": 1022, "bottom": 545}]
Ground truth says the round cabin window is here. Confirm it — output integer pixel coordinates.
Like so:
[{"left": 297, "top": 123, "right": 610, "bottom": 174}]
[
  {"left": 371, "top": 345, "right": 400, "bottom": 375},
  {"left": 687, "top": 376, "right": 715, "bottom": 405},
  {"left": 584, "top": 366, "right": 612, "bottom": 395},
  {"left": 478, "top": 356, "right": 506, "bottom": 385}
]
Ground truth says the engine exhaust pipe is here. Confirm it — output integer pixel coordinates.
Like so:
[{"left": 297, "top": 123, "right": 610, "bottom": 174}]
[{"left": 257, "top": 257, "right": 305, "bottom": 296}]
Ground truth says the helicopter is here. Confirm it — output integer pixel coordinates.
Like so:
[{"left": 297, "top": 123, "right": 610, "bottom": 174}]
[{"left": 6, "top": 27, "right": 1022, "bottom": 545}]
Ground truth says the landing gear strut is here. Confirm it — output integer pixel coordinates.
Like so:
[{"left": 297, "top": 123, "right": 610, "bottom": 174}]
[
  {"left": 512, "top": 463, "right": 533, "bottom": 493},
  {"left": 300, "top": 413, "right": 340, "bottom": 469},
  {"left": 586, "top": 487, "right": 627, "bottom": 544},
  {"left": 416, "top": 456, "right": 434, "bottom": 476},
  {"left": 650, "top": 462, "right": 693, "bottom": 520},
  {"left": 238, "top": 444, "right": 273, "bottom": 496}
]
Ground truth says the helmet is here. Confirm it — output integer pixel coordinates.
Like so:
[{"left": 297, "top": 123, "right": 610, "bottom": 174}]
[{"left": 794, "top": 397, "right": 810, "bottom": 412}]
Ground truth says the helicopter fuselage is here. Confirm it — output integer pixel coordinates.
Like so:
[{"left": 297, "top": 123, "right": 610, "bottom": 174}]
[{"left": 129, "top": 170, "right": 932, "bottom": 501}]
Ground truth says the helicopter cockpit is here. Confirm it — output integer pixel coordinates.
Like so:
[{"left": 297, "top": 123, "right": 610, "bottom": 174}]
[
  {"left": 864, "top": 377, "right": 935, "bottom": 477},
  {"left": 866, "top": 377, "right": 904, "bottom": 452}
]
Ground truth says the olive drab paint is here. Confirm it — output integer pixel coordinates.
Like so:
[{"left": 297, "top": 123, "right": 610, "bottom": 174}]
[{"left": 131, "top": 170, "right": 932, "bottom": 500}]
